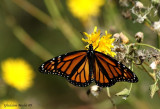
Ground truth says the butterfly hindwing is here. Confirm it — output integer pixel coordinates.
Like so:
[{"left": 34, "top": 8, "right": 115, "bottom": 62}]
[
  {"left": 39, "top": 50, "right": 93, "bottom": 87},
  {"left": 93, "top": 51, "right": 138, "bottom": 87}
]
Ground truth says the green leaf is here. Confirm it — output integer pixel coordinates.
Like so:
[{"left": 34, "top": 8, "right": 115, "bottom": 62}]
[
  {"left": 115, "top": 88, "right": 130, "bottom": 100},
  {"left": 150, "top": 79, "right": 159, "bottom": 98}
]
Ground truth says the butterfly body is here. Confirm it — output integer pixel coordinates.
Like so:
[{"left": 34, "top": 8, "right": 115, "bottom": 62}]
[{"left": 39, "top": 44, "right": 138, "bottom": 87}]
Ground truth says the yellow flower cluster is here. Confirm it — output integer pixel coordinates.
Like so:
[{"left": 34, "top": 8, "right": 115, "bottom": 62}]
[
  {"left": 67, "top": 0, "right": 105, "bottom": 21},
  {"left": 1, "top": 58, "right": 35, "bottom": 91},
  {"left": 0, "top": 100, "right": 19, "bottom": 109},
  {"left": 82, "top": 26, "right": 101, "bottom": 50},
  {"left": 82, "top": 26, "right": 116, "bottom": 57}
]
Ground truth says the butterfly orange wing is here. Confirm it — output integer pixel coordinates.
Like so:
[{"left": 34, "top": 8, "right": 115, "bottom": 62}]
[
  {"left": 39, "top": 51, "right": 93, "bottom": 87},
  {"left": 93, "top": 51, "right": 138, "bottom": 87}
]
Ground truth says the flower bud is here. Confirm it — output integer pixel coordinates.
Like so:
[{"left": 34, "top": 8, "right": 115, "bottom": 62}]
[
  {"left": 136, "top": 50, "right": 146, "bottom": 64},
  {"left": 113, "top": 33, "right": 120, "bottom": 39},
  {"left": 135, "top": 32, "right": 144, "bottom": 43},
  {"left": 150, "top": 60, "right": 160, "bottom": 70},
  {"left": 87, "top": 85, "right": 102, "bottom": 97},
  {"left": 122, "top": 10, "right": 132, "bottom": 19},
  {"left": 135, "top": 1, "right": 144, "bottom": 9},
  {"left": 119, "top": 32, "right": 129, "bottom": 44},
  {"left": 153, "top": 20, "right": 160, "bottom": 32}
]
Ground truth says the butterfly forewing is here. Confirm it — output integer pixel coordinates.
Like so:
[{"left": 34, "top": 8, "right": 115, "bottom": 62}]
[
  {"left": 39, "top": 50, "right": 93, "bottom": 87},
  {"left": 93, "top": 51, "right": 138, "bottom": 87}
]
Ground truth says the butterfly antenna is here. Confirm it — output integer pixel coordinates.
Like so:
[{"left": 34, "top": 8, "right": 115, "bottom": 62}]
[{"left": 80, "top": 32, "right": 86, "bottom": 39}]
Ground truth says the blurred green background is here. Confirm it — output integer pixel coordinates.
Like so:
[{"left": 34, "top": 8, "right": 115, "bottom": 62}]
[{"left": 0, "top": 0, "right": 160, "bottom": 109}]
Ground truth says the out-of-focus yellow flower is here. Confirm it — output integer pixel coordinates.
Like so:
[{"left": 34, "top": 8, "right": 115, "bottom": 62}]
[
  {"left": 0, "top": 100, "right": 19, "bottom": 109},
  {"left": 82, "top": 26, "right": 116, "bottom": 57},
  {"left": 67, "top": 0, "right": 105, "bottom": 21},
  {"left": 1, "top": 58, "right": 35, "bottom": 91}
]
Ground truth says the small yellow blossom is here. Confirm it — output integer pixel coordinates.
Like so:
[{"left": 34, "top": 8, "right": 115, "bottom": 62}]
[
  {"left": 82, "top": 26, "right": 116, "bottom": 57},
  {"left": 82, "top": 26, "right": 101, "bottom": 50},
  {"left": 96, "top": 31, "right": 116, "bottom": 57},
  {"left": 1, "top": 58, "right": 35, "bottom": 91},
  {"left": 67, "top": 0, "right": 105, "bottom": 21},
  {"left": 0, "top": 100, "right": 19, "bottom": 109}
]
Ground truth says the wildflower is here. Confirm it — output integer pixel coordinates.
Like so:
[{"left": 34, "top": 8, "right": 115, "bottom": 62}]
[
  {"left": 1, "top": 58, "right": 35, "bottom": 91},
  {"left": 135, "top": 1, "right": 144, "bottom": 9},
  {"left": 122, "top": 10, "right": 132, "bottom": 19},
  {"left": 113, "top": 33, "right": 121, "bottom": 41},
  {"left": 0, "top": 100, "right": 19, "bottom": 109},
  {"left": 135, "top": 32, "right": 144, "bottom": 43},
  {"left": 151, "top": 50, "right": 160, "bottom": 59},
  {"left": 119, "top": 32, "right": 129, "bottom": 44},
  {"left": 133, "top": 14, "right": 147, "bottom": 23},
  {"left": 136, "top": 50, "right": 146, "bottom": 64},
  {"left": 67, "top": 0, "right": 105, "bottom": 21},
  {"left": 96, "top": 31, "right": 116, "bottom": 57},
  {"left": 153, "top": 20, "right": 160, "bottom": 32},
  {"left": 150, "top": 60, "right": 160, "bottom": 70},
  {"left": 113, "top": 32, "right": 129, "bottom": 44},
  {"left": 131, "top": 4, "right": 153, "bottom": 23},
  {"left": 82, "top": 26, "right": 116, "bottom": 57},
  {"left": 82, "top": 26, "right": 101, "bottom": 50}
]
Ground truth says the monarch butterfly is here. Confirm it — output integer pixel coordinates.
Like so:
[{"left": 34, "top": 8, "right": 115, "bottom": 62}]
[{"left": 39, "top": 44, "right": 138, "bottom": 87}]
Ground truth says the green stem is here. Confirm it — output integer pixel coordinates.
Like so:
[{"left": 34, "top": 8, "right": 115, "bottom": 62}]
[
  {"left": 128, "top": 83, "right": 132, "bottom": 94},
  {"left": 141, "top": 64, "right": 156, "bottom": 82},
  {"left": 6, "top": 16, "right": 53, "bottom": 60},
  {"left": 157, "top": 33, "right": 160, "bottom": 49},
  {"left": 13, "top": 26, "right": 53, "bottom": 60},
  {"left": 44, "top": 0, "right": 83, "bottom": 50},
  {"left": 145, "top": 18, "right": 152, "bottom": 25},
  {"left": 12, "top": 0, "right": 55, "bottom": 28},
  {"left": 106, "top": 88, "right": 117, "bottom": 109},
  {"left": 12, "top": 0, "right": 83, "bottom": 50},
  {"left": 43, "top": 0, "right": 61, "bottom": 20},
  {"left": 135, "top": 43, "right": 160, "bottom": 52},
  {"left": 106, "top": 87, "right": 111, "bottom": 97},
  {"left": 131, "top": 62, "right": 134, "bottom": 71},
  {"left": 128, "top": 61, "right": 134, "bottom": 95}
]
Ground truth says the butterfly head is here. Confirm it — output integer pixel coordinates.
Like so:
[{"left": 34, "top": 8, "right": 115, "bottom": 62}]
[{"left": 89, "top": 44, "right": 93, "bottom": 51}]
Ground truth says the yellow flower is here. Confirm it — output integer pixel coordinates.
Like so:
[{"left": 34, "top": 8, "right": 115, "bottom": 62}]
[
  {"left": 82, "top": 26, "right": 100, "bottom": 50},
  {"left": 67, "top": 0, "right": 105, "bottom": 21},
  {"left": 1, "top": 58, "right": 35, "bottom": 91},
  {"left": 0, "top": 100, "right": 19, "bottom": 109},
  {"left": 96, "top": 31, "right": 116, "bottom": 57},
  {"left": 82, "top": 26, "right": 116, "bottom": 57}
]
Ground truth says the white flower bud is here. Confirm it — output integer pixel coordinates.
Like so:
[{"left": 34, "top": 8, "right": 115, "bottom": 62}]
[
  {"left": 153, "top": 20, "right": 160, "bottom": 32},
  {"left": 135, "top": 1, "right": 144, "bottom": 9},
  {"left": 90, "top": 85, "right": 101, "bottom": 97},
  {"left": 150, "top": 60, "right": 160, "bottom": 70},
  {"left": 135, "top": 32, "right": 144, "bottom": 43}
]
